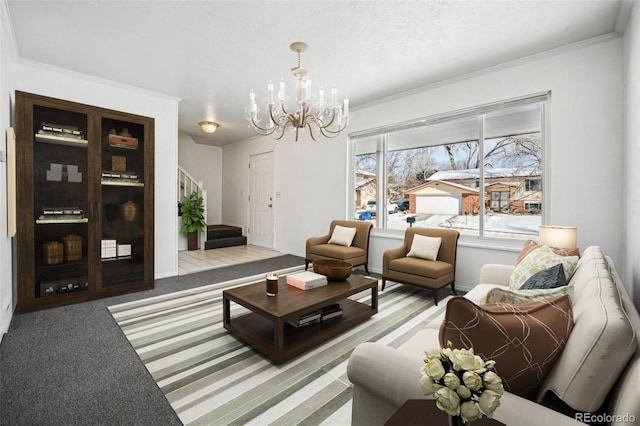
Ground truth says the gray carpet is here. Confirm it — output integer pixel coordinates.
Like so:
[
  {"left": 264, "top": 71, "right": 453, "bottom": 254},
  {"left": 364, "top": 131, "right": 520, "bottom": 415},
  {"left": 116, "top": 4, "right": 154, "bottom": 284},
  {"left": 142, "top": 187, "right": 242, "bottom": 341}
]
[{"left": 0, "top": 254, "right": 305, "bottom": 426}]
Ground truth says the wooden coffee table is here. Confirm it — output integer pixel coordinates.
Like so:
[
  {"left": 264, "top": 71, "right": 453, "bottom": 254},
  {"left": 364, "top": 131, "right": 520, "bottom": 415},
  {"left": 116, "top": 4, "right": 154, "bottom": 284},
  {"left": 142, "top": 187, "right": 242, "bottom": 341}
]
[{"left": 222, "top": 274, "right": 378, "bottom": 364}]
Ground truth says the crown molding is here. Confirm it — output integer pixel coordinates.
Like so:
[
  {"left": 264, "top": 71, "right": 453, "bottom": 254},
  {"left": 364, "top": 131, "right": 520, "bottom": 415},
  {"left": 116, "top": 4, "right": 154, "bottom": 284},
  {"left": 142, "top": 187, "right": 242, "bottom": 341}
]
[
  {"left": 615, "top": 0, "right": 635, "bottom": 36},
  {"left": 0, "top": 0, "right": 19, "bottom": 61},
  {"left": 14, "top": 57, "right": 182, "bottom": 103},
  {"left": 353, "top": 32, "right": 621, "bottom": 113}
]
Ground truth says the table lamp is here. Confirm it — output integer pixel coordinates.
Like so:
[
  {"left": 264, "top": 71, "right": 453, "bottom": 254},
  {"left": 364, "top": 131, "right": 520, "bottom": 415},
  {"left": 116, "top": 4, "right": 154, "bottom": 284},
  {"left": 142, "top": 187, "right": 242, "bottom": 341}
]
[{"left": 538, "top": 225, "right": 578, "bottom": 249}]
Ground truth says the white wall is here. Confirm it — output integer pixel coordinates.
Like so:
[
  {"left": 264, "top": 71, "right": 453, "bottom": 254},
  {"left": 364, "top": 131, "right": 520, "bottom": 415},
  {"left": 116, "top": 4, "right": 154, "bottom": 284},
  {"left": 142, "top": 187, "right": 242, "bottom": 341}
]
[
  {"left": 13, "top": 61, "right": 181, "bottom": 280},
  {"left": 178, "top": 131, "right": 222, "bottom": 225},
  {"left": 0, "top": 3, "right": 15, "bottom": 339},
  {"left": 623, "top": 1, "right": 640, "bottom": 307},
  {"left": 222, "top": 36, "right": 624, "bottom": 292},
  {"left": 222, "top": 132, "right": 348, "bottom": 249}
]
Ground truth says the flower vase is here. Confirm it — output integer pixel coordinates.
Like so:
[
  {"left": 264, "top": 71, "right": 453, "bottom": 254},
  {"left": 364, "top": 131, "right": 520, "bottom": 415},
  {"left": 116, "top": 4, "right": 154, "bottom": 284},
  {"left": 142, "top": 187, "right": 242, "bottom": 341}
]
[{"left": 449, "top": 416, "right": 467, "bottom": 426}]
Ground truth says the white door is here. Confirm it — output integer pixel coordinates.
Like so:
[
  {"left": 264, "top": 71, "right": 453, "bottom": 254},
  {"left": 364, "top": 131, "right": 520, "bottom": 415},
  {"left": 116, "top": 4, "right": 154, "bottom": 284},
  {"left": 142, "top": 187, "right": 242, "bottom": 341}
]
[{"left": 249, "top": 151, "right": 274, "bottom": 248}]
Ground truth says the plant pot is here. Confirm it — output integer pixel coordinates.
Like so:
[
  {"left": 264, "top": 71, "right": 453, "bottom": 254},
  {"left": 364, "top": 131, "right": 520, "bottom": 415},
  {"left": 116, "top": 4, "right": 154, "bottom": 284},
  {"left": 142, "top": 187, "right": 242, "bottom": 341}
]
[{"left": 187, "top": 231, "right": 199, "bottom": 251}]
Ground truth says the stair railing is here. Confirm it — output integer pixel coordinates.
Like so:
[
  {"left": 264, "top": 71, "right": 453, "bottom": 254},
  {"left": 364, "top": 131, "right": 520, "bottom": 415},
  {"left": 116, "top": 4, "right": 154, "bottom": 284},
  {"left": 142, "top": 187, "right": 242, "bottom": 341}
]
[{"left": 178, "top": 165, "right": 208, "bottom": 250}]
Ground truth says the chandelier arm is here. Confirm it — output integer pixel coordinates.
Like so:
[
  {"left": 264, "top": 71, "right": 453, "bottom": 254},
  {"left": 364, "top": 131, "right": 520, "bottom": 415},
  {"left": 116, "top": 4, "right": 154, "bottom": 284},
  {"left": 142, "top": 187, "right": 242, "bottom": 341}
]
[
  {"left": 249, "top": 113, "right": 279, "bottom": 135},
  {"left": 306, "top": 122, "right": 317, "bottom": 141}
]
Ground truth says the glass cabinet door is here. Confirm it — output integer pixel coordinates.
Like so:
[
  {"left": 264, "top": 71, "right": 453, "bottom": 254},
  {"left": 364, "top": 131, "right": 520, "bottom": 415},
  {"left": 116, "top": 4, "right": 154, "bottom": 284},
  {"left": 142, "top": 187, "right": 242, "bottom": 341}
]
[
  {"left": 99, "top": 116, "right": 147, "bottom": 289},
  {"left": 32, "top": 104, "right": 90, "bottom": 299}
]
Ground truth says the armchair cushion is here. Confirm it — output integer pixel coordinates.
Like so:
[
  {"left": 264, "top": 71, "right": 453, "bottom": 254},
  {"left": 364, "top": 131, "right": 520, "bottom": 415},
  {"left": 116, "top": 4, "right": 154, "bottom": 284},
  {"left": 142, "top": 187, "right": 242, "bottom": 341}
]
[
  {"left": 328, "top": 225, "right": 357, "bottom": 247},
  {"left": 407, "top": 234, "right": 441, "bottom": 261},
  {"left": 439, "top": 295, "right": 574, "bottom": 400},
  {"left": 388, "top": 257, "right": 452, "bottom": 279},
  {"left": 310, "top": 244, "right": 364, "bottom": 260}
]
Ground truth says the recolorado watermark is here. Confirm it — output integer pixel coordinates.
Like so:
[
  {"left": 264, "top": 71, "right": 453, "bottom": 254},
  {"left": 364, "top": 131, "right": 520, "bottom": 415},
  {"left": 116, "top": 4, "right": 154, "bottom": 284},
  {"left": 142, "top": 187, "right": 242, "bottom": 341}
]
[{"left": 575, "top": 413, "right": 636, "bottom": 423}]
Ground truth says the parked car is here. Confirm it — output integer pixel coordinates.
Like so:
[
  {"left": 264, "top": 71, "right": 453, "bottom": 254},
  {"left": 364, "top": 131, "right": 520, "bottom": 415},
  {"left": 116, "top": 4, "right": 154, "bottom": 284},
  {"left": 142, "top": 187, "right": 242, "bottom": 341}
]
[
  {"left": 393, "top": 199, "right": 410, "bottom": 212},
  {"left": 365, "top": 200, "right": 398, "bottom": 214}
]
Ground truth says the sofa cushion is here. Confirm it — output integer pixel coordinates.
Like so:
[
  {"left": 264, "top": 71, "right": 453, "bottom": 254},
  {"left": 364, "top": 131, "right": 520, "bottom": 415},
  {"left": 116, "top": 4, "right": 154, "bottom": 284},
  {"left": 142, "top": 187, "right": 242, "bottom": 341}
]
[
  {"left": 519, "top": 264, "right": 567, "bottom": 290},
  {"left": 509, "top": 246, "right": 579, "bottom": 290},
  {"left": 483, "top": 286, "right": 574, "bottom": 305},
  {"left": 328, "top": 225, "right": 357, "bottom": 247},
  {"left": 537, "top": 246, "right": 637, "bottom": 412},
  {"left": 439, "top": 295, "right": 573, "bottom": 400},
  {"left": 407, "top": 234, "right": 441, "bottom": 261},
  {"left": 516, "top": 240, "right": 580, "bottom": 265}
]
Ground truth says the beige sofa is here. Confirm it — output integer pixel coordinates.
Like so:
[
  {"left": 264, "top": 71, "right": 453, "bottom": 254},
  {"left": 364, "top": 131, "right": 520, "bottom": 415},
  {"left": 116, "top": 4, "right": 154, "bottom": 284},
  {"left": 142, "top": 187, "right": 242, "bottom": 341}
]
[{"left": 347, "top": 246, "right": 640, "bottom": 425}]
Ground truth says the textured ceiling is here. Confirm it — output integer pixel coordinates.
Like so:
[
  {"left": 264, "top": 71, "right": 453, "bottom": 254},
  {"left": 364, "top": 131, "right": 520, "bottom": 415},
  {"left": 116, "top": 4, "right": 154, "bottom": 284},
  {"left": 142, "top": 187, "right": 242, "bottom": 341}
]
[{"left": 6, "top": 0, "right": 629, "bottom": 146}]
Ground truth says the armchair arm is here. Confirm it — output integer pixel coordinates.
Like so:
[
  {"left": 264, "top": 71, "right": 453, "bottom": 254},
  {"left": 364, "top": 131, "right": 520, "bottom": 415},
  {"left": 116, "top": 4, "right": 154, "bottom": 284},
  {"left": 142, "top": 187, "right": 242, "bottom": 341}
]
[
  {"left": 305, "top": 234, "right": 331, "bottom": 257},
  {"left": 478, "top": 264, "right": 514, "bottom": 286},
  {"left": 383, "top": 245, "right": 407, "bottom": 275}
]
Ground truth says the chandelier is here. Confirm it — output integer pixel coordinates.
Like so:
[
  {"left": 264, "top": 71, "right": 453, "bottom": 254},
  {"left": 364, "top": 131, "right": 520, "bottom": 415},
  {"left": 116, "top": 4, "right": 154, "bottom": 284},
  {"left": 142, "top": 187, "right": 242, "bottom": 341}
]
[{"left": 245, "top": 42, "right": 351, "bottom": 141}]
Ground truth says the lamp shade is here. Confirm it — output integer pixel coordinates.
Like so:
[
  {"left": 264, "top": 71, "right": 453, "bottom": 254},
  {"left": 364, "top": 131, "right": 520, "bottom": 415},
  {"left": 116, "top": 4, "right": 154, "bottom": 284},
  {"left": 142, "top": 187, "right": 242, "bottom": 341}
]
[{"left": 538, "top": 226, "right": 577, "bottom": 249}]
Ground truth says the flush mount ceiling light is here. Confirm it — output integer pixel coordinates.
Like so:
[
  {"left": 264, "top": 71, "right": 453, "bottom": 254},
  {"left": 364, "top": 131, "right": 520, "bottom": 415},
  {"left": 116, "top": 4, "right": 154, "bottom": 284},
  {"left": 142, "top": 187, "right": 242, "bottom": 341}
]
[
  {"left": 245, "top": 41, "right": 351, "bottom": 142},
  {"left": 199, "top": 121, "right": 219, "bottom": 134}
]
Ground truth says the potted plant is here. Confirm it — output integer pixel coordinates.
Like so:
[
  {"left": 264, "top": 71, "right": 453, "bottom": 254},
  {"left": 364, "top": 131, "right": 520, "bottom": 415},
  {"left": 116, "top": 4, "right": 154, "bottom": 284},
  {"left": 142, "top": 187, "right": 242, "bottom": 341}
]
[{"left": 180, "top": 191, "right": 206, "bottom": 250}]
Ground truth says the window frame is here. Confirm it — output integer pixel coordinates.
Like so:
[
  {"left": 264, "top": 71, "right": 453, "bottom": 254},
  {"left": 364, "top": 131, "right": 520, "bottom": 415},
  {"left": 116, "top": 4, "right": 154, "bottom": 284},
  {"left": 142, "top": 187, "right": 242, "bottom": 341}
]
[{"left": 347, "top": 92, "right": 549, "bottom": 242}]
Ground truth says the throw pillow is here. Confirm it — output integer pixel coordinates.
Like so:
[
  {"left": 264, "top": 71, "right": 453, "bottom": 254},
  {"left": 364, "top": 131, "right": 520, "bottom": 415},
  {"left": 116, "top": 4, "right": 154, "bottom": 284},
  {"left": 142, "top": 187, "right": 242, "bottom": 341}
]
[
  {"left": 439, "top": 295, "right": 574, "bottom": 400},
  {"left": 519, "top": 263, "right": 567, "bottom": 289},
  {"left": 483, "top": 286, "right": 574, "bottom": 305},
  {"left": 509, "top": 245, "right": 579, "bottom": 290},
  {"left": 407, "top": 234, "right": 442, "bottom": 261},
  {"left": 516, "top": 240, "right": 580, "bottom": 265},
  {"left": 328, "top": 225, "right": 357, "bottom": 247}
]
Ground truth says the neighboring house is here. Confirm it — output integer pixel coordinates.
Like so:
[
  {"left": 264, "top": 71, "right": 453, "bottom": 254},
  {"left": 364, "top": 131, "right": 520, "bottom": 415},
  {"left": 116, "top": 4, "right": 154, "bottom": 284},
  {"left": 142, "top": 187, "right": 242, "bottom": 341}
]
[
  {"left": 404, "top": 180, "right": 480, "bottom": 215},
  {"left": 404, "top": 167, "right": 542, "bottom": 215},
  {"left": 355, "top": 170, "right": 376, "bottom": 209}
]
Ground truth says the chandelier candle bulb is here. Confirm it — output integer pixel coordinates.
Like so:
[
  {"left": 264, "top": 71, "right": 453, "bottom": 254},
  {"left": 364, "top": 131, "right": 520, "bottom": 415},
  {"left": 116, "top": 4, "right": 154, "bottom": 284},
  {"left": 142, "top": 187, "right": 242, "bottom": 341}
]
[
  {"left": 268, "top": 82, "right": 274, "bottom": 103},
  {"left": 344, "top": 97, "right": 349, "bottom": 116},
  {"left": 331, "top": 86, "right": 337, "bottom": 107},
  {"left": 319, "top": 87, "right": 325, "bottom": 105},
  {"left": 279, "top": 80, "right": 285, "bottom": 100}
]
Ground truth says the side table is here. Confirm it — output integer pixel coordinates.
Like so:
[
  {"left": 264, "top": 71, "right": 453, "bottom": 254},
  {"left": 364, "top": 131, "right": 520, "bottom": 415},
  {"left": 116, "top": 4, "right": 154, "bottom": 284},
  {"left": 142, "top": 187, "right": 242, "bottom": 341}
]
[{"left": 385, "top": 399, "right": 505, "bottom": 426}]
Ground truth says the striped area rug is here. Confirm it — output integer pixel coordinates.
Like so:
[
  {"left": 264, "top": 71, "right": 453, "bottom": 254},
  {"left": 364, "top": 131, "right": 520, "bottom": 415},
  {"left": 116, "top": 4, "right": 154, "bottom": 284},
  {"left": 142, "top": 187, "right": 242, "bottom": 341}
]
[{"left": 108, "top": 266, "right": 449, "bottom": 426}]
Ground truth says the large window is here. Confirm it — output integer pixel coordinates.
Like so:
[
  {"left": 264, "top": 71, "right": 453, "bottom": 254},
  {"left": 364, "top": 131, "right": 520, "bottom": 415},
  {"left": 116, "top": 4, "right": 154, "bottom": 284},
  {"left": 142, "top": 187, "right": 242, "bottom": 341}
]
[{"left": 351, "top": 94, "right": 547, "bottom": 240}]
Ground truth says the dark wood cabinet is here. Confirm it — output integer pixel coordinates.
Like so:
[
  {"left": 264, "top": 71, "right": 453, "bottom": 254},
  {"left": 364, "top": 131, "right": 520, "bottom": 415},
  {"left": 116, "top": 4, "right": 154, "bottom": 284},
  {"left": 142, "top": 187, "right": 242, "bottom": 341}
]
[{"left": 15, "top": 91, "right": 154, "bottom": 312}]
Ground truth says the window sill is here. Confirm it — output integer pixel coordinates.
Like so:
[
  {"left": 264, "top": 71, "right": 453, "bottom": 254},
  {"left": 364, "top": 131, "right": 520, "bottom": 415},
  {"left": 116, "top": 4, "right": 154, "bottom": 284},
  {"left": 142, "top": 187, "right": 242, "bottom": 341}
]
[{"left": 370, "top": 228, "right": 526, "bottom": 253}]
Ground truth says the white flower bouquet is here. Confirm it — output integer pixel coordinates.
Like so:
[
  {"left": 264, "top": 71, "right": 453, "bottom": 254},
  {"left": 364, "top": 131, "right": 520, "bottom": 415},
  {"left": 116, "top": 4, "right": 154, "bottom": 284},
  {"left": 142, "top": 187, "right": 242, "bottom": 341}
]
[{"left": 420, "top": 341, "right": 503, "bottom": 423}]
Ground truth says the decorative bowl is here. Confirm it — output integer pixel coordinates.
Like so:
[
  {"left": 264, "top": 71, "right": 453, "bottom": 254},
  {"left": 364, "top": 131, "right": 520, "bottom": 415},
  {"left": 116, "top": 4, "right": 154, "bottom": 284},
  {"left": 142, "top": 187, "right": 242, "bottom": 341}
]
[{"left": 312, "top": 259, "right": 353, "bottom": 281}]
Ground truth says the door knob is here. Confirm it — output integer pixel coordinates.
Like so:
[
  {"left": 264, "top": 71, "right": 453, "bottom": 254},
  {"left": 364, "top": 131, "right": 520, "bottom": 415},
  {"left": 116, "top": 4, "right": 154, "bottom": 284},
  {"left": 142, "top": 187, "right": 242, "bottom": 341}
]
[{"left": 268, "top": 204, "right": 273, "bottom": 208}]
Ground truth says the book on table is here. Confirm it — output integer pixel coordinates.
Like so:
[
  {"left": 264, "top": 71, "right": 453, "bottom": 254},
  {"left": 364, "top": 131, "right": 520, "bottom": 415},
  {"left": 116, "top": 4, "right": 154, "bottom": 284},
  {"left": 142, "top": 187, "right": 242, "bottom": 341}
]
[
  {"left": 286, "top": 271, "right": 328, "bottom": 290},
  {"left": 321, "top": 303, "right": 343, "bottom": 321},
  {"left": 286, "top": 310, "right": 322, "bottom": 328}
]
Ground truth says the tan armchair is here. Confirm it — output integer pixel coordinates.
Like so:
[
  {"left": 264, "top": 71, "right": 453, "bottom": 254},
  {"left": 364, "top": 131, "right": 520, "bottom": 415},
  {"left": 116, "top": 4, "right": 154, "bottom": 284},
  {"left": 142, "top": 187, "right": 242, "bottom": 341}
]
[
  {"left": 305, "top": 220, "right": 373, "bottom": 274},
  {"left": 382, "top": 227, "right": 459, "bottom": 305}
]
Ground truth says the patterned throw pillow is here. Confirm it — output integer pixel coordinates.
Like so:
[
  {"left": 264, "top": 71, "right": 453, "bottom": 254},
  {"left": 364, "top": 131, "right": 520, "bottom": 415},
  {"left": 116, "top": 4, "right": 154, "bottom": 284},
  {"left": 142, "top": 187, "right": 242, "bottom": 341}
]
[
  {"left": 516, "top": 240, "right": 580, "bottom": 265},
  {"left": 519, "top": 264, "right": 567, "bottom": 289},
  {"left": 509, "top": 246, "right": 579, "bottom": 290},
  {"left": 484, "top": 286, "right": 574, "bottom": 305},
  {"left": 439, "top": 295, "right": 574, "bottom": 400}
]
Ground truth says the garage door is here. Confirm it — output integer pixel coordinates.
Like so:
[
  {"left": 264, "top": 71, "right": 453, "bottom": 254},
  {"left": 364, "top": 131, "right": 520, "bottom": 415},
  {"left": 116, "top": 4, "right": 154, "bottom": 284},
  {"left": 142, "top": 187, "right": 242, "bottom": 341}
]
[{"left": 416, "top": 195, "right": 461, "bottom": 214}]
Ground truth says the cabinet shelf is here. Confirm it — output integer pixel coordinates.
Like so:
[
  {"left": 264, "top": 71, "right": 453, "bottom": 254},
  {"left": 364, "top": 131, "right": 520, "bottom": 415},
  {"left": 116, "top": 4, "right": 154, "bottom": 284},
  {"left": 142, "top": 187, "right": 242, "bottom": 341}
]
[
  {"left": 35, "top": 133, "right": 88, "bottom": 148},
  {"left": 101, "top": 180, "right": 144, "bottom": 187},
  {"left": 36, "top": 218, "right": 88, "bottom": 224}
]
